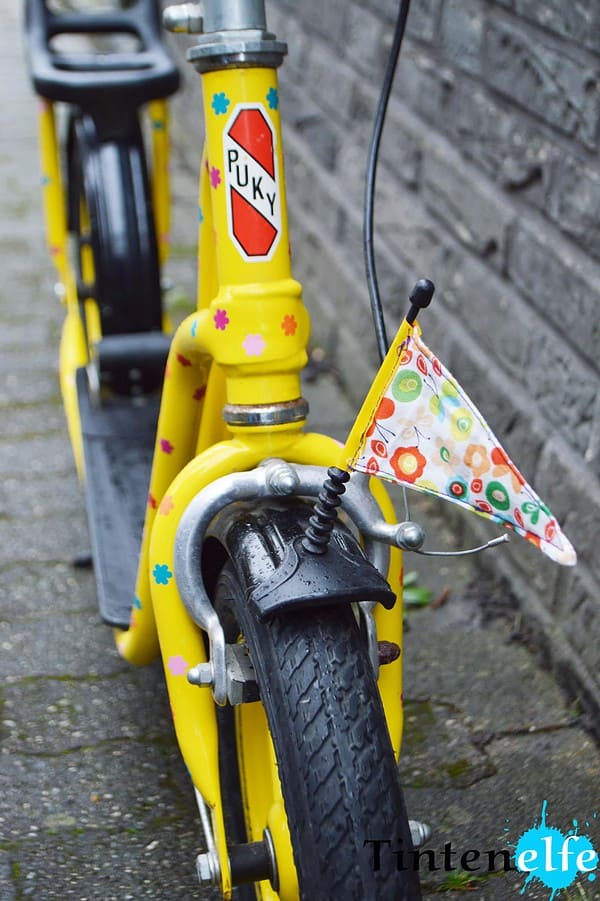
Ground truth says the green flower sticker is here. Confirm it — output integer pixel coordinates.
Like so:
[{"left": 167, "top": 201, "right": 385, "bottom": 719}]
[
  {"left": 392, "top": 369, "right": 422, "bottom": 403},
  {"left": 486, "top": 480, "right": 510, "bottom": 512}
]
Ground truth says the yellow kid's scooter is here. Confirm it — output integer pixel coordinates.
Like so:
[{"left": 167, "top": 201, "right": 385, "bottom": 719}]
[{"left": 25, "top": 0, "right": 423, "bottom": 897}]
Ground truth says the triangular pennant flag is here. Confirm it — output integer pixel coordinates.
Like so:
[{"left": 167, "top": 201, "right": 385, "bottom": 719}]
[{"left": 342, "top": 322, "right": 576, "bottom": 566}]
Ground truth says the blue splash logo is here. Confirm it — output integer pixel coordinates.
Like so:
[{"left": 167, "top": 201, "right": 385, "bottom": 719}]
[{"left": 515, "top": 801, "right": 598, "bottom": 899}]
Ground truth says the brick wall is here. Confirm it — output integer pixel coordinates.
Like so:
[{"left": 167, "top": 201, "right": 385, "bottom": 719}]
[{"left": 166, "top": 1, "right": 600, "bottom": 724}]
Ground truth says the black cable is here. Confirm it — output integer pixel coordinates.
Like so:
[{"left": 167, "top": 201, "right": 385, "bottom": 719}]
[{"left": 363, "top": 0, "right": 411, "bottom": 363}]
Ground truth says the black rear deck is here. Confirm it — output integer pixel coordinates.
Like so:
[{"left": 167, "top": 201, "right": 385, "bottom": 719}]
[{"left": 77, "top": 369, "right": 159, "bottom": 627}]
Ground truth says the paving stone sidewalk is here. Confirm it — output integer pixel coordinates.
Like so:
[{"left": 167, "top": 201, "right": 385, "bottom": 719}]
[{"left": 1, "top": 2, "right": 599, "bottom": 899}]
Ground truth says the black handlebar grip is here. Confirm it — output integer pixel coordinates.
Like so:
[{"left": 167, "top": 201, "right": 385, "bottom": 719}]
[{"left": 407, "top": 278, "right": 435, "bottom": 325}]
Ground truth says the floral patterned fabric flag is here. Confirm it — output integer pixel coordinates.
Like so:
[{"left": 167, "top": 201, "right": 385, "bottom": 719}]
[{"left": 344, "top": 326, "right": 576, "bottom": 566}]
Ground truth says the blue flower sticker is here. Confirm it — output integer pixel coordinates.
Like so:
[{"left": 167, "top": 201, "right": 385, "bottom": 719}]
[
  {"left": 198, "top": 206, "right": 204, "bottom": 224},
  {"left": 191, "top": 317, "right": 198, "bottom": 338},
  {"left": 152, "top": 563, "right": 173, "bottom": 586},
  {"left": 133, "top": 596, "right": 142, "bottom": 609},
  {"left": 151, "top": 118, "right": 165, "bottom": 131},
  {"left": 211, "top": 92, "right": 230, "bottom": 115},
  {"left": 266, "top": 87, "right": 279, "bottom": 110}
]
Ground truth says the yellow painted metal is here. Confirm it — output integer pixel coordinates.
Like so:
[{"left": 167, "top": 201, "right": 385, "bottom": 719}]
[
  {"left": 148, "top": 99, "right": 172, "bottom": 268},
  {"left": 197, "top": 145, "right": 219, "bottom": 310},
  {"left": 369, "top": 479, "right": 405, "bottom": 758},
  {"left": 38, "top": 101, "right": 88, "bottom": 475},
  {"left": 236, "top": 704, "right": 297, "bottom": 900},
  {"left": 201, "top": 68, "right": 291, "bottom": 286}
]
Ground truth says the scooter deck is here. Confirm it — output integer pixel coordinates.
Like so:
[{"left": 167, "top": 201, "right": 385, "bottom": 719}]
[{"left": 77, "top": 370, "right": 159, "bottom": 627}]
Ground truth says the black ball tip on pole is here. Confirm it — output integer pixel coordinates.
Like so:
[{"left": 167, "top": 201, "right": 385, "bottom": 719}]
[{"left": 407, "top": 278, "right": 435, "bottom": 326}]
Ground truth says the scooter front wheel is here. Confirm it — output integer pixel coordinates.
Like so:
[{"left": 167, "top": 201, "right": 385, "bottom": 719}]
[{"left": 214, "top": 562, "right": 421, "bottom": 901}]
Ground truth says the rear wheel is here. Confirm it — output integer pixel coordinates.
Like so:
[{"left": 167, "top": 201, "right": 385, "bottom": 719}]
[{"left": 215, "top": 562, "right": 421, "bottom": 901}]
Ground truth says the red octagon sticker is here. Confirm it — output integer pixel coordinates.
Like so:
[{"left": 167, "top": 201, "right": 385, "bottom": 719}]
[{"left": 223, "top": 105, "right": 281, "bottom": 261}]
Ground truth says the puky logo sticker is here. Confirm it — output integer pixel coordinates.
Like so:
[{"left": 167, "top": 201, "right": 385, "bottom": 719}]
[
  {"left": 223, "top": 104, "right": 281, "bottom": 261},
  {"left": 515, "top": 801, "right": 598, "bottom": 899}
]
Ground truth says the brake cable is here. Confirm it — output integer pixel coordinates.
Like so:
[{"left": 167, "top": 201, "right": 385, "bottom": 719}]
[{"left": 363, "top": 0, "right": 412, "bottom": 363}]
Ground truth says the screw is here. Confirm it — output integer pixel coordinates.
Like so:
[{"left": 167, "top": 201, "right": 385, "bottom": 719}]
[{"left": 409, "top": 819, "right": 432, "bottom": 848}]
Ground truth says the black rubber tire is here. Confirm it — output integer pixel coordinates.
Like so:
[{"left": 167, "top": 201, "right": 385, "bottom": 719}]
[
  {"left": 66, "top": 111, "right": 163, "bottom": 338},
  {"left": 215, "top": 563, "right": 422, "bottom": 901}
]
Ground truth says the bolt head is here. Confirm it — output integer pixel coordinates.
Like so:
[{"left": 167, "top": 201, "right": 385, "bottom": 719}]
[
  {"left": 396, "top": 521, "right": 426, "bottom": 551},
  {"left": 196, "top": 852, "right": 218, "bottom": 886},
  {"left": 187, "top": 662, "right": 213, "bottom": 686}
]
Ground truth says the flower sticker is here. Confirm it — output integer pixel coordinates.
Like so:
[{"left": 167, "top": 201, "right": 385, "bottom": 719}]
[
  {"left": 152, "top": 563, "right": 173, "bottom": 585},
  {"left": 160, "top": 438, "right": 174, "bottom": 454},
  {"left": 266, "top": 87, "right": 279, "bottom": 110},
  {"left": 193, "top": 385, "right": 207, "bottom": 402},
  {"left": 243, "top": 334, "right": 266, "bottom": 356},
  {"left": 210, "top": 166, "right": 221, "bottom": 189},
  {"left": 148, "top": 492, "right": 157, "bottom": 509},
  {"left": 159, "top": 495, "right": 174, "bottom": 516},
  {"left": 177, "top": 353, "right": 192, "bottom": 367},
  {"left": 191, "top": 317, "right": 199, "bottom": 338},
  {"left": 214, "top": 308, "right": 230, "bottom": 330},
  {"left": 168, "top": 655, "right": 189, "bottom": 676},
  {"left": 281, "top": 314, "right": 297, "bottom": 336},
  {"left": 211, "top": 92, "right": 230, "bottom": 115}
]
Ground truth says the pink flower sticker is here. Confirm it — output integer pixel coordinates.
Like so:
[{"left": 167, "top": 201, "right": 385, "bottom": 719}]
[
  {"left": 214, "top": 308, "right": 230, "bottom": 330},
  {"left": 148, "top": 492, "right": 157, "bottom": 509},
  {"left": 168, "top": 655, "right": 189, "bottom": 676},
  {"left": 160, "top": 438, "right": 174, "bottom": 454},
  {"left": 177, "top": 353, "right": 192, "bottom": 367},
  {"left": 243, "top": 334, "right": 266, "bottom": 356},
  {"left": 159, "top": 495, "right": 174, "bottom": 516},
  {"left": 193, "top": 385, "right": 207, "bottom": 402},
  {"left": 210, "top": 166, "right": 221, "bottom": 189}
]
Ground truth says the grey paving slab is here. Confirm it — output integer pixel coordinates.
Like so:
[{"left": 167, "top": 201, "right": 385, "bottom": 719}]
[
  {"left": 0, "top": 613, "right": 128, "bottom": 681},
  {"left": 403, "top": 604, "right": 576, "bottom": 734},
  {"left": 4, "top": 826, "right": 215, "bottom": 900},
  {"left": 2, "top": 667, "right": 172, "bottom": 754},
  {"left": 0, "top": 561, "right": 95, "bottom": 619},
  {"left": 0, "top": 511, "right": 90, "bottom": 567},
  {"left": 0, "top": 436, "right": 75, "bottom": 478},
  {"left": 1, "top": 472, "right": 82, "bottom": 519}
]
